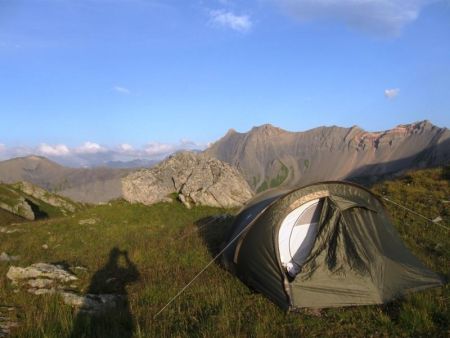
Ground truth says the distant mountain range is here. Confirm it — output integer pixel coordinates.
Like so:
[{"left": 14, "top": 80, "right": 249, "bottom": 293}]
[
  {"left": 204, "top": 120, "right": 450, "bottom": 191},
  {"left": 0, "top": 156, "right": 130, "bottom": 203},
  {"left": 0, "top": 120, "right": 448, "bottom": 203}
]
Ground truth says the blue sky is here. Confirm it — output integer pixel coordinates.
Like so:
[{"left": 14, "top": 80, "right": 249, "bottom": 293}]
[{"left": 0, "top": 0, "right": 449, "bottom": 165}]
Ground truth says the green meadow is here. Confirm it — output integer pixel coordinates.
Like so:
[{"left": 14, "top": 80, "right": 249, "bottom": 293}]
[{"left": 0, "top": 167, "right": 448, "bottom": 337}]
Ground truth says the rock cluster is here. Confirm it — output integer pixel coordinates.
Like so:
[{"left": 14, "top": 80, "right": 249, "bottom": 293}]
[
  {"left": 122, "top": 152, "right": 254, "bottom": 208},
  {"left": 6, "top": 263, "right": 124, "bottom": 315}
]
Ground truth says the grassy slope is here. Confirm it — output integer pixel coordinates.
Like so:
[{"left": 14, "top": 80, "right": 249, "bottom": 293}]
[
  {"left": 0, "top": 167, "right": 448, "bottom": 337},
  {"left": 0, "top": 208, "right": 25, "bottom": 227}
]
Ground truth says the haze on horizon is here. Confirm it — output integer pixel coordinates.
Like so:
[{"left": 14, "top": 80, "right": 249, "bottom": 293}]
[{"left": 1, "top": 0, "right": 449, "bottom": 166}]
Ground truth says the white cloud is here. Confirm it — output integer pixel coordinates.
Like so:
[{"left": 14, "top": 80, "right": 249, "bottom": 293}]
[
  {"left": 275, "top": 0, "right": 438, "bottom": 36},
  {"left": 38, "top": 143, "right": 70, "bottom": 156},
  {"left": 76, "top": 142, "right": 107, "bottom": 154},
  {"left": 144, "top": 142, "right": 176, "bottom": 157},
  {"left": 384, "top": 88, "right": 400, "bottom": 99},
  {"left": 0, "top": 139, "right": 207, "bottom": 167},
  {"left": 209, "top": 10, "right": 252, "bottom": 32},
  {"left": 118, "top": 143, "right": 134, "bottom": 152},
  {"left": 113, "top": 85, "right": 131, "bottom": 94}
]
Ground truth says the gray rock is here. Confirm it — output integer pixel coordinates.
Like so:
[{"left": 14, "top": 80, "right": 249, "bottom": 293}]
[
  {"left": 61, "top": 292, "right": 125, "bottom": 314},
  {"left": 0, "top": 252, "right": 20, "bottom": 262},
  {"left": 30, "top": 288, "right": 57, "bottom": 296},
  {"left": 122, "top": 152, "right": 254, "bottom": 208},
  {"left": 78, "top": 218, "right": 97, "bottom": 225},
  {"left": 5, "top": 262, "right": 124, "bottom": 316},
  {"left": 7, "top": 263, "right": 78, "bottom": 283},
  {"left": 27, "top": 278, "right": 54, "bottom": 289},
  {"left": 0, "top": 197, "right": 34, "bottom": 221},
  {"left": 0, "top": 306, "right": 18, "bottom": 337},
  {"left": 0, "top": 227, "right": 23, "bottom": 234}
]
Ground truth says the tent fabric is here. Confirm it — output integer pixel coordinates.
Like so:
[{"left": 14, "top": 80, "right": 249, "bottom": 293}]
[{"left": 222, "top": 181, "right": 443, "bottom": 310}]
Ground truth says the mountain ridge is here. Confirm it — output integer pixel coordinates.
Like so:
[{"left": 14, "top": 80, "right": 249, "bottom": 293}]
[{"left": 204, "top": 120, "right": 450, "bottom": 190}]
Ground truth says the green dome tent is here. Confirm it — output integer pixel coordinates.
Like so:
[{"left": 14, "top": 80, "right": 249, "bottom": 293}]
[{"left": 222, "top": 181, "right": 443, "bottom": 310}]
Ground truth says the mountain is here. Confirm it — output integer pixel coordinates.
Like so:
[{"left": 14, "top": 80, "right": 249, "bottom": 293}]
[
  {"left": 103, "top": 159, "right": 158, "bottom": 169},
  {"left": 204, "top": 120, "right": 450, "bottom": 191},
  {"left": 0, "top": 156, "right": 131, "bottom": 203}
]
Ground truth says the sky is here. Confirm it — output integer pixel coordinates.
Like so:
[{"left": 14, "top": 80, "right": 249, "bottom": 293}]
[{"left": 0, "top": 0, "right": 449, "bottom": 166}]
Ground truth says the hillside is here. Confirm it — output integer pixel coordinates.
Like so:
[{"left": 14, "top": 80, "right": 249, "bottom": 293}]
[
  {"left": 0, "top": 181, "right": 81, "bottom": 222},
  {"left": 205, "top": 120, "right": 450, "bottom": 191},
  {"left": 0, "top": 167, "right": 448, "bottom": 337},
  {"left": 0, "top": 156, "right": 131, "bottom": 203}
]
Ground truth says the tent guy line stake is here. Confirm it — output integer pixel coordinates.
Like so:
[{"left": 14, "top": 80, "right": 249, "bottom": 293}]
[
  {"left": 154, "top": 217, "right": 253, "bottom": 319},
  {"left": 382, "top": 197, "right": 449, "bottom": 231}
]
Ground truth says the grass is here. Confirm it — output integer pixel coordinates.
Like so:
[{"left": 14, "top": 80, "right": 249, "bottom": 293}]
[
  {"left": 0, "top": 208, "right": 25, "bottom": 227},
  {"left": 0, "top": 167, "right": 448, "bottom": 337}
]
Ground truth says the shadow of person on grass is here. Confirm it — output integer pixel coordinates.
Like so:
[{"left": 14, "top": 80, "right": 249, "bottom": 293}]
[{"left": 69, "top": 247, "right": 140, "bottom": 338}]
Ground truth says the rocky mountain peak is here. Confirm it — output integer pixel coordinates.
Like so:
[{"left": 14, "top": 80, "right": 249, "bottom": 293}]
[{"left": 250, "top": 124, "right": 286, "bottom": 137}]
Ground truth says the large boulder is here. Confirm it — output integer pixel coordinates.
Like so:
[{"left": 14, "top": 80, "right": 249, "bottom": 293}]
[{"left": 122, "top": 152, "right": 254, "bottom": 208}]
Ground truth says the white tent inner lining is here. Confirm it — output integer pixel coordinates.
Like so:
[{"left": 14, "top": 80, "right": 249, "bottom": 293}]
[{"left": 278, "top": 198, "right": 322, "bottom": 277}]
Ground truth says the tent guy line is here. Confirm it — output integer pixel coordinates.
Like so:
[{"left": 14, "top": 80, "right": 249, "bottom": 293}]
[
  {"left": 153, "top": 211, "right": 263, "bottom": 319},
  {"left": 382, "top": 197, "right": 449, "bottom": 231}
]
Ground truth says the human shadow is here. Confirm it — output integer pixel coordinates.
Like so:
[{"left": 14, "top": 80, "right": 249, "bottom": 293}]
[{"left": 69, "top": 247, "right": 140, "bottom": 338}]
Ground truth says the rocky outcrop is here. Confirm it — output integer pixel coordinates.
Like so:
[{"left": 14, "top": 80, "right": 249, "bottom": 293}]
[
  {"left": 7, "top": 263, "right": 78, "bottom": 284},
  {"left": 6, "top": 263, "right": 125, "bottom": 315},
  {"left": 122, "top": 152, "right": 254, "bottom": 208},
  {"left": 12, "top": 181, "right": 77, "bottom": 212},
  {"left": 0, "top": 181, "right": 80, "bottom": 221},
  {"left": 0, "top": 185, "right": 35, "bottom": 220}
]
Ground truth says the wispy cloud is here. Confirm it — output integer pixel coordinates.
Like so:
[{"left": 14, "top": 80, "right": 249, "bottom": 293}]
[
  {"left": 113, "top": 85, "right": 131, "bottom": 95},
  {"left": 0, "top": 144, "right": 5, "bottom": 152},
  {"left": 275, "top": 0, "right": 438, "bottom": 36},
  {"left": 384, "top": 88, "right": 400, "bottom": 99},
  {"left": 209, "top": 10, "right": 252, "bottom": 32}
]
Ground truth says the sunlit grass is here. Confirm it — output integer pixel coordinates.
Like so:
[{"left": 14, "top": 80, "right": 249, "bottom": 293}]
[{"left": 0, "top": 167, "right": 448, "bottom": 337}]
